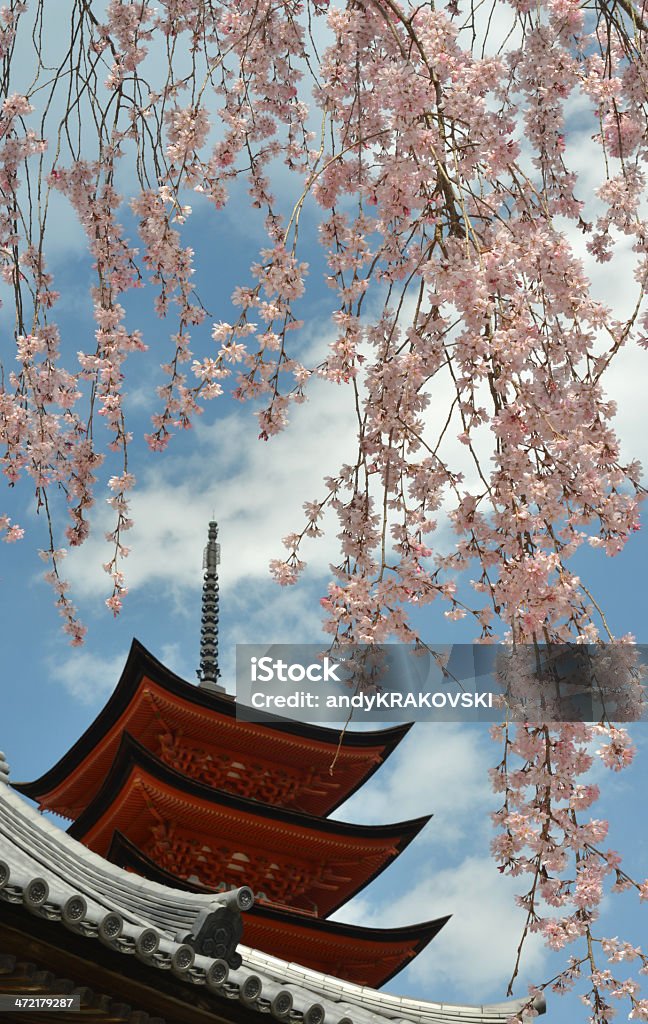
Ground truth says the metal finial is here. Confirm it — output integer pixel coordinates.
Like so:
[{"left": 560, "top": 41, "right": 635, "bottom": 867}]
[{"left": 197, "top": 521, "right": 225, "bottom": 692}]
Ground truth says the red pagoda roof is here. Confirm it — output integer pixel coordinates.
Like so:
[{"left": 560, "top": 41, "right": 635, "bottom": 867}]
[
  {"left": 67, "top": 733, "right": 430, "bottom": 919},
  {"left": 15, "top": 639, "right": 411, "bottom": 820},
  {"left": 14, "top": 623, "right": 444, "bottom": 990},
  {"left": 109, "top": 830, "right": 450, "bottom": 989}
]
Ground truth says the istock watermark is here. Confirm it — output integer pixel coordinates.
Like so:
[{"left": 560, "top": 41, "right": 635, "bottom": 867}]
[
  {"left": 235, "top": 644, "right": 648, "bottom": 724},
  {"left": 250, "top": 655, "right": 343, "bottom": 683}
]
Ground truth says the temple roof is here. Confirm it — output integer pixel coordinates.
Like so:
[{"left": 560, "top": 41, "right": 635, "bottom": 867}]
[
  {"left": 109, "top": 830, "right": 449, "bottom": 989},
  {"left": 15, "top": 639, "right": 412, "bottom": 820},
  {"left": 0, "top": 751, "right": 546, "bottom": 1024},
  {"left": 65, "top": 733, "right": 429, "bottom": 918},
  {"left": 12, "top": 637, "right": 441, "bottom": 988}
]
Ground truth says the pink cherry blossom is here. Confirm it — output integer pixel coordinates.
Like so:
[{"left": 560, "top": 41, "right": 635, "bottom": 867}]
[{"left": 1, "top": 3, "right": 647, "bottom": 1013}]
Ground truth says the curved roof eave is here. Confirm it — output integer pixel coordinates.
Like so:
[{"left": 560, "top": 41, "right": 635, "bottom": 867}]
[
  {"left": 65, "top": 732, "right": 430, "bottom": 917},
  {"left": 108, "top": 828, "right": 450, "bottom": 987},
  {"left": 109, "top": 826, "right": 448, "bottom": 938},
  {"left": 15, "top": 638, "right": 413, "bottom": 808},
  {"left": 68, "top": 730, "right": 432, "bottom": 847}
]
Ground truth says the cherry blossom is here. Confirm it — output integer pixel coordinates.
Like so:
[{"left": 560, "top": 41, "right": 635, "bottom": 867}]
[{"left": 0, "top": 1, "right": 646, "bottom": 1016}]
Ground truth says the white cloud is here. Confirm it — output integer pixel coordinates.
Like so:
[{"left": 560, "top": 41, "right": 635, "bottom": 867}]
[
  {"left": 64, "top": 375, "right": 359, "bottom": 600},
  {"left": 338, "top": 853, "right": 547, "bottom": 1001},
  {"left": 48, "top": 647, "right": 129, "bottom": 705},
  {"left": 334, "top": 724, "right": 494, "bottom": 847},
  {"left": 218, "top": 577, "right": 332, "bottom": 688},
  {"left": 401, "top": 854, "right": 549, "bottom": 997}
]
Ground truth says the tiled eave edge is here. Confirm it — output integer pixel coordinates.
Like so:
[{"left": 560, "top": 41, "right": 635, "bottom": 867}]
[{"left": 241, "top": 945, "right": 546, "bottom": 1023}]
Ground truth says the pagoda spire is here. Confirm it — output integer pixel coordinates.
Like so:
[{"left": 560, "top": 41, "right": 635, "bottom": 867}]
[{"left": 197, "top": 520, "right": 225, "bottom": 692}]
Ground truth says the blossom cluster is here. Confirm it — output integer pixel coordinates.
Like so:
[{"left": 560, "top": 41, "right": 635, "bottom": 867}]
[
  {"left": 0, "top": 1, "right": 647, "bottom": 1014},
  {"left": 1, "top": 0, "right": 645, "bottom": 649},
  {"left": 491, "top": 692, "right": 648, "bottom": 1022}
]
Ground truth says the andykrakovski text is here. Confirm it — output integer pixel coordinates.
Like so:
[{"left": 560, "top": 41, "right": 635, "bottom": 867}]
[{"left": 250, "top": 690, "right": 494, "bottom": 710}]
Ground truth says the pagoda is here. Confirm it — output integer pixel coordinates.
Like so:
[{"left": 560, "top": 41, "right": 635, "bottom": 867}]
[{"left": 15, "top": 523, "right": 448, "bottom": 990}]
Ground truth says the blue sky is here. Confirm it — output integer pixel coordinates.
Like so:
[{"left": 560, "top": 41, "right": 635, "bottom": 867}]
[
  {"left": 1, "top": 3, "right": 648, "bottom": 1021},
  {"left": 1, "top": 179, "right": 646, "bottom": 1020}
]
